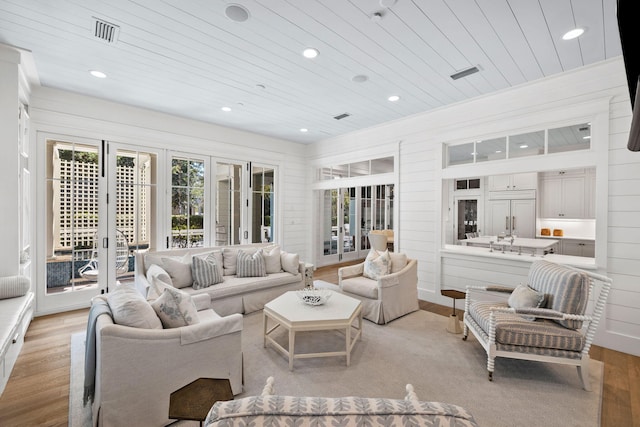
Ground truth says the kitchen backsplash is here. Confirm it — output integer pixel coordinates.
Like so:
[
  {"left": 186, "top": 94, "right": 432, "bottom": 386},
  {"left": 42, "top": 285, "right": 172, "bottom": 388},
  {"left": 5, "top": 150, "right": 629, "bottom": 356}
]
[{"left": 536, "top": 219, "right": 595, "bottom": 239}]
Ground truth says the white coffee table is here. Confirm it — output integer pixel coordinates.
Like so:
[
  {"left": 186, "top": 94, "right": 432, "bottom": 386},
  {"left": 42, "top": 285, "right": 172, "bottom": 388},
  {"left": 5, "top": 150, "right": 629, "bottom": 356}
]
[{"left": 263, "top": 290, "right": 363, "bottom": 370}]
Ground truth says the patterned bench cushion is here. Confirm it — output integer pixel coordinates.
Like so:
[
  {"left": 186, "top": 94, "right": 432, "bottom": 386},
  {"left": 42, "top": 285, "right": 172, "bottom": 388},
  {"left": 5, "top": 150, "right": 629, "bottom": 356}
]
[
  {"left": 206, "top": 395, "right": 479, "bottom": 427},
  {"left": 528, "top": 260, "right": 589, "bottom": 329},
  {"left": 469, "top": 301, "right": 585, "bottom": 352}
]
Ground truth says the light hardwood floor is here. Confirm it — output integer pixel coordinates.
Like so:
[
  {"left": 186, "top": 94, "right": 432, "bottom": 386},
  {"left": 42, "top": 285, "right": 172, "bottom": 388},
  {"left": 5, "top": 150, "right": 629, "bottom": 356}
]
[{"left": 0, "top": 262, "right": 638, "bottom": 427}]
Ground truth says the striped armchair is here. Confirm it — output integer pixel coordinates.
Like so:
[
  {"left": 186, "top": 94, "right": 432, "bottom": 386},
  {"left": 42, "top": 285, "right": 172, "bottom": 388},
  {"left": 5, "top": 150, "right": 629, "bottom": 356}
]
[{"left": 462, "top": 260, "right": 612, "bottom": 390}]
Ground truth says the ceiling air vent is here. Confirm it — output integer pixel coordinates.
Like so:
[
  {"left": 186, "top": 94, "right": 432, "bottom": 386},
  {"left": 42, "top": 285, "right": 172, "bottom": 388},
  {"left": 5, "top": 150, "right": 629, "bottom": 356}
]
[
  {"left": 450, "top": 66, "right": 479, "bottom": 80},
  {"left": 93, "top": 17, "right": 120, "bottom": 43},
  {"left": 334, "top": 113, "right": 351, "bottom": 120}
]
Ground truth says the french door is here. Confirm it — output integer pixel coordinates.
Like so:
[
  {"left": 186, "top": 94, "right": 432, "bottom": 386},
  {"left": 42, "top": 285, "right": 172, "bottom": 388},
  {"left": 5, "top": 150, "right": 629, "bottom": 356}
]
[
  {"left": 318, "top": 184, "right": 394, "bottom": 266},
  {"left": 41, "top": 135, "right": 158, "bottom": 312}
]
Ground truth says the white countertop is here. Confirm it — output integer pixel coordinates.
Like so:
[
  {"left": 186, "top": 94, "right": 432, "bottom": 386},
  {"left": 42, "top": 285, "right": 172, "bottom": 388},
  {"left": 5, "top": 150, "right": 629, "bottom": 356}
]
[
  {"left": 536, "top": 235, "right": 595, "bottom": 241},
  {"left": 464, "top": 236, "right": 559, "bottom": 249},
  {"left": 442, "top": 244, "right": 597, "bottom": 269}
]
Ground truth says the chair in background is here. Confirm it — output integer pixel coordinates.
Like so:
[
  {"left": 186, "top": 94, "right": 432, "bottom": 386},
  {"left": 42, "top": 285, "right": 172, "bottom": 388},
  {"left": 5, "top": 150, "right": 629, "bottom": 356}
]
[
  {"left": 367, "top": 233, "right": 388, "bottom": 251},
  {"left": 462, "top": 260, "right": 612, "bottom": 390},
  {"left": 78, "top": 229, "right": 130, "bottom": 281},
  {"left": 338, "top": 253, "right": 418, "bottom": 324}
]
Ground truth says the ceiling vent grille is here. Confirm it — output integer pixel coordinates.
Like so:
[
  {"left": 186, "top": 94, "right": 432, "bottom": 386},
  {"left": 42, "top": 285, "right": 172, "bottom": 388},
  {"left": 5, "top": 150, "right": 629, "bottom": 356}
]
[
  {"left": 334, "top": 113, "right": 351, "bottom": 120},
  {"left": 93, "top": 17, "right": 120, "bottom": 43},
  {"left": 450, "top": 66, "right": 479, "bottom": 80}
]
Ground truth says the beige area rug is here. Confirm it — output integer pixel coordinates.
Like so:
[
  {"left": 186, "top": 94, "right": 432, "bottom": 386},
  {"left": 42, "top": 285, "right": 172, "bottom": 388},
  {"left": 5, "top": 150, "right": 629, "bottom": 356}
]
[{"left": 70, "top": 309, "right": 602, "bottom": 427}]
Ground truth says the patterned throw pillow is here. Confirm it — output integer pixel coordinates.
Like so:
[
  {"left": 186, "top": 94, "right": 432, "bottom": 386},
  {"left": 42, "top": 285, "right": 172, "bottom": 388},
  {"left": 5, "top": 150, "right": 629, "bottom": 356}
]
[
  {"left": 151, "top": 287, "right": 200, "bottom": 328},
  {"left": 0, "top": 275, "right": 30, "bottom": 300},
  {"left": 363, "top": 249, "right": 391, "bottom": 280},
  {"left": 236, "top": 249, "right": 267, "bottom": 278},
  {"left": 191, "top": 253, "right": 224, "bottom": 289}
]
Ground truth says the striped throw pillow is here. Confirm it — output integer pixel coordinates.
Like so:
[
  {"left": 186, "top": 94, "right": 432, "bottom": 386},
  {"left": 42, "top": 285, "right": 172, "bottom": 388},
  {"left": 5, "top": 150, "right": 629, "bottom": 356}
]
[
  {"left": 191, "top": 253, "right": 223, "bottom": 289},
  {"left": 236, "top": 249, "right": 267, "bottom": 278}
]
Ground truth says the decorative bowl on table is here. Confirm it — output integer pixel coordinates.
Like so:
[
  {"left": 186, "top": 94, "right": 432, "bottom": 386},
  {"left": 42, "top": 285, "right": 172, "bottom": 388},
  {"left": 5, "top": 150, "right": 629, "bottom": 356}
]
[{"left": 296, "top": 288, "right": 332, "bottom": 306}]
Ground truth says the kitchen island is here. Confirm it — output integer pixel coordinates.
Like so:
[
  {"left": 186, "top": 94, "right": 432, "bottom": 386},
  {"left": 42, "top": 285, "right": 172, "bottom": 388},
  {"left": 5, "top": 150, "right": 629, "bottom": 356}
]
[{"left": 462, "top": 236, "right": 559, "bottom": 255}]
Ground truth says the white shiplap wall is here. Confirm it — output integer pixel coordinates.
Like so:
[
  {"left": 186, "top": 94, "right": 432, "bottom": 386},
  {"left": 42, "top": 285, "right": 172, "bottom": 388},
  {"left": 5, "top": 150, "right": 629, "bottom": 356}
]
[
  {"left": 27, "top": 86, "right": 310, "bottom": 314},
  {"left": 310, "top": 57, "right": 640, "bottom": 356}
]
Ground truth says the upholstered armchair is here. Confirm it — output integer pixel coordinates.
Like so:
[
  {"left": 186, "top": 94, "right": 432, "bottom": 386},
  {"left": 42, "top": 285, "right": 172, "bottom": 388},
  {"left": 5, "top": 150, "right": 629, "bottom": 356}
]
[
  {"left": 338, "top": 251, "right": 418, "bottom": 324},
  {"left": 462, "top": 260, "right": 612, "bottom": 390}
]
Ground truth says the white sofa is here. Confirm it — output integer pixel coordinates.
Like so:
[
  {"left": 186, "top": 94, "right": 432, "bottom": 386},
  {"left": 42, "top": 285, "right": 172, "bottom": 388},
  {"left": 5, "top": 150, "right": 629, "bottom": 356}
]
[
  {"left": 135, "top": 243, "right": 306, "bottom": 316},
  {"left": 90, "top": 291, "right": 243, "bottom": 427},
  {"left": 0, "top": 275, "right": 34, "bottom": 396}
]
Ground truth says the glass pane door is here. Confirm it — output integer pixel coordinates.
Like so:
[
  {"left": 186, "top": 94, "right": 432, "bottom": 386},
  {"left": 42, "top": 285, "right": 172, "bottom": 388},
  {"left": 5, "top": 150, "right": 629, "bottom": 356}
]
[
  {"left": 44, "top": 138, "right": 104, "bottom": 305},
  {"left": 251, "top": 165, "right": 275, "bottom": 243},
  {"left": 114, "top": 148, "right": 157, "bottom": 286},
  {"left": 171, "top": 156, "right": 205, "bottom": 248},
  {"left": 216, "top": 162, "right": 243, "bottom": 245}
]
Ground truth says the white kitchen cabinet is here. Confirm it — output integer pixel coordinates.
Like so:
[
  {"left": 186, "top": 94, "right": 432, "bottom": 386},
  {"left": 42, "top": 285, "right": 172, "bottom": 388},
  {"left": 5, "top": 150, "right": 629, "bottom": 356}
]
[
  {"left": 486, "top": 198, "right": 535, "bottom": 238},
  {"left": 561, "top": 239, "right": 595, "bottom": 257},
  {"left": 488, "top": 172, "right": 537, "bottom": 191},
  {"left": 540, "top": 175, "right": 586, "bottom": 218}
]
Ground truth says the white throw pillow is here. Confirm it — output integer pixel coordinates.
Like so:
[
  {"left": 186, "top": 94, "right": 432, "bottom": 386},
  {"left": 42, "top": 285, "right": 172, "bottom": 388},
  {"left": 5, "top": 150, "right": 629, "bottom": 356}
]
[
  {"left": 280, "top": 251, "right": 300, "bottom": 275},
  {"left": 389, "top": 252, "right": 408, "bottom": 273},
  {"left": 0, "top": 275, "right": 30, "bottom": 300},
  {"left": 146, "top": 264, "right": 173, "bottom": 288},
  {"left": 363, "top": 249, "right": 391, "bottom": 280},
  {"left": 236, "top": 249, "right": 267, "bottom": 278},
  {"left": 508, "top": 285, "right": 545, "bottom": 321},
  {"left": 151, "top": 287, "right": 200, "bottom": 328},
  {"left": 107, "top": 285, "right": 162, "bottom": 329},
  {"left": 147, "top": 276, "right": 174, "bottom": 301},
  {"left": 161, "top": 256, "right": 192, "bottom": 288},
  {"left": 262, "top": 245, "right": 282, "bottom": 274},
  {"left": 191, "top": 253, "right": 224, "bottom": 289}
]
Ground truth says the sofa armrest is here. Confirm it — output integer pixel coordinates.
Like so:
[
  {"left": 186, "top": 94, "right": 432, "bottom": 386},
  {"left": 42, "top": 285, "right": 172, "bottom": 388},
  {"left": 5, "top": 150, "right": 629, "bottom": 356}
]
[{"left": 338, "top": 263, "right": 364, "bottom": 282}]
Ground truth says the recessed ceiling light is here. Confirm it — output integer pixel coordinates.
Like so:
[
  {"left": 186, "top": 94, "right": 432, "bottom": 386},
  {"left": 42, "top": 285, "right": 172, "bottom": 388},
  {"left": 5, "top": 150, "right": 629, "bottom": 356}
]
[
  {"left": 520, "top": 144, "right": 528, "bottom": 148},
  {"left": 352, "top": 74, "right": 368, "bottom": 83},
  {"left": 388, "top": 95, "right": 400, "bottom": 102},
  {"left": 300, "top": 128, "right": 308, "bottom": 133},
  {"left": 303, "top": 48, "right": 319, "bottom": 59},
  {"left": 221, "top": 106, "right": 232, "bottom": 112},
  {"left": 562, "top": 28, "right": 584, "bottom": 40},
  {"left": 583, "top": 136, "right": 591, "bottom": 140},
  {"left": 225, "top": 4, "right": 250, "bottom": 22},
  {"left": 90, "top": 70, "right": 107, "bottom": 78},
  {"left": 380, "top": 0, "right": 397, "bottom": 7},
  {"left": 495, "top": 150, "right": 502, "bottom": 153}
]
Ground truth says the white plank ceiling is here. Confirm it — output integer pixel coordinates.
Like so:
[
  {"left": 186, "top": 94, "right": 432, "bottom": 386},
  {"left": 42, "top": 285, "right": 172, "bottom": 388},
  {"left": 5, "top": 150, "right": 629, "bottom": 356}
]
[{"left": 0, "top": 0, "right": 622, "bottom": 143}]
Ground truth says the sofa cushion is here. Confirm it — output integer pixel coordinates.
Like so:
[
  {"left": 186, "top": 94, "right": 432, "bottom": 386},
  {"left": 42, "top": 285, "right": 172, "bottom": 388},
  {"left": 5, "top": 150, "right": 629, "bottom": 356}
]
[
  {"left": 341, "top": 276, "right": 378, "bottom": 299},
  {"left": 262, "top": 245, "right": 282, "bottom": 274},
  {"left": 469, "top": 301, "right": 585, "bottom": 352},
  {"left": 389, "top": 252, "right": 408, "bottom": 273},
  {"left": 236, "top": 249, "right": 267, "bottom": 278},
  {"left": 161, "top": 256, "right": 193, "bottom": 288},
  {"left": 527, "top": 260, "right": 589, "bottom": 329},
  {"left": 107, "top": 285, "right": 162, "bottom": 329},
  {"left": 191, "top": 253, "right": 224, "bottom": 289},
  {"left": 193, "top": 250, "right": 224, "bottom": 279},
  {"left": 148, "top": 276, "right": 174, "bottom": 300},
  {"left": 508, "top": 285, "right": 545, "bottom": 321},
  {"left": 207, "top": 395, "right": 479, "bottom": 427},
  {"left": 0, "top": 275, "right": 30, "bottom": 300},
  {"left": 280, "top": 251, "right": 299, "bottom": 274},
  {"left": 183, "top": 272, "right": 302, "bottom": 300},
  {"left": 146, "top": 264, "right": 173, "bottom": 288},
  {"left": 151, "top": 287, "right": 200, "bottom": 328},
  {"left": 363, "top": 249, "right": 390, "bottom": 280}
]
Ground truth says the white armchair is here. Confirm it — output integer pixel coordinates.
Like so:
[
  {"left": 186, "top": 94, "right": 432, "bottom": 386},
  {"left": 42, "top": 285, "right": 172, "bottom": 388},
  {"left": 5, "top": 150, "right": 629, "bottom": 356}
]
[
  {"left": 90, "top": 293, "right": 243, "bottom": 426},
  {"left": 338, "top": 254, "right": 418, "bottom": 324}
]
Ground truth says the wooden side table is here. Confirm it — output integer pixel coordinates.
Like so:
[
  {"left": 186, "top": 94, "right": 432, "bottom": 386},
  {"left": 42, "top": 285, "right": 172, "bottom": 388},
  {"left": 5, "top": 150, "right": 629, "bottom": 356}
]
[
  {"left": 441, "top": 289, "right": 466, "bottom": 334},
  {"left": 169, "top": 378, "right": 233, "bottom": 426}
]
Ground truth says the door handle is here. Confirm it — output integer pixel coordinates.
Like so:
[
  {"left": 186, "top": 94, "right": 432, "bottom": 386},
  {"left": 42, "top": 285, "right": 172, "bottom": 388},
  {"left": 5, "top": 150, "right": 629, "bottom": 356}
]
[
  {"left": 505, "top": 216, "right": 509, "bottom": 230},
  {"left": 512, "top": 216, "right": 515, "bottom": 230}
]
